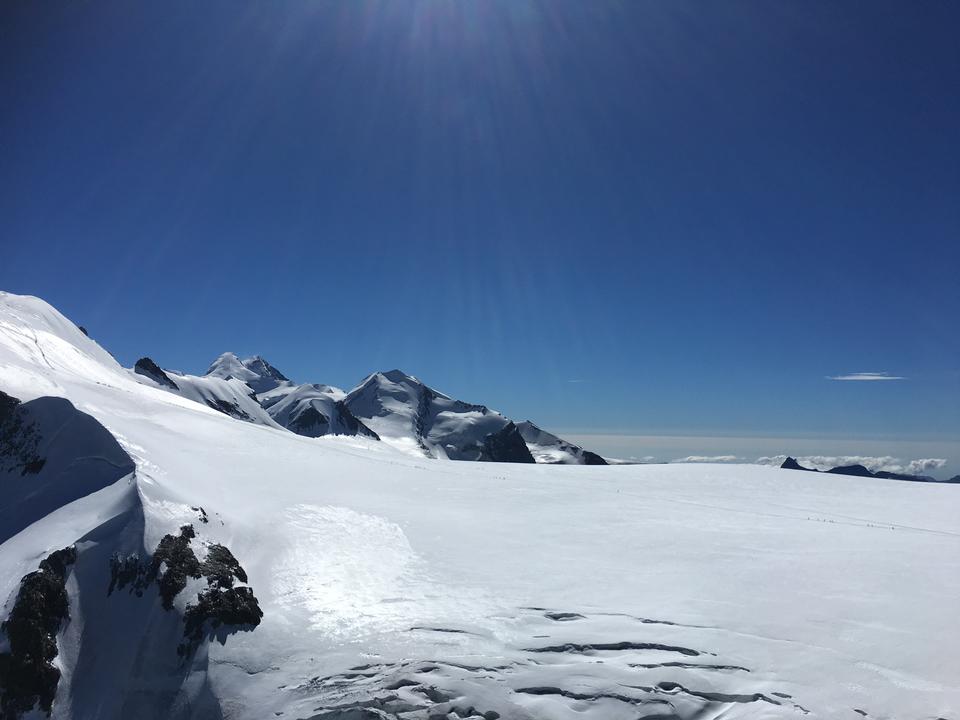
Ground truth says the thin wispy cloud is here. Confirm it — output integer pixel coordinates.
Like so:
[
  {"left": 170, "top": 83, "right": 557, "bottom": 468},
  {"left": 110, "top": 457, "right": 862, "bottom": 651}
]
[{"left": 828, "top": 372, "right": 905, "bottom": 381}]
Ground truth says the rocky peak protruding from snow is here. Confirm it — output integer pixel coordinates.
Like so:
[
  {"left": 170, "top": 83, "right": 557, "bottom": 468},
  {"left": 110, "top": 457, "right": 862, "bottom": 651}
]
[
  {"left": 134, "top": 357, "right": 179, "bottom": 390},
  {"left": 781, "top": 457, "right": 814, "bottom": 472}
]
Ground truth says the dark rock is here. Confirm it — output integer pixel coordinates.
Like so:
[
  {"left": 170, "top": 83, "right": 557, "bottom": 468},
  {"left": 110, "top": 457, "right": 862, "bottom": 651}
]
[
  {"left": 106, "top": 526, "right": 261, "bottom": 659},
  {"left": 874, "top": 470, "right": 930, "bottom": 482},
  {"left": 826, "top": 464, "right": 875, "bottom": 478},
  {"left": 525, "top": 640, "right": 700, "bottom": 656},
  {"left": 781, "top": 457, "right": 817, "bottom": 472},
  {"left": 582, "top": 451, "right": 608, "bottom": 466},
  {"left": 134, "top": 357, "right": 179, "bottom": 390},
  {"left": 108, "top": 553, "right": 148, "bottom": 597},
  {"left": 335, "top": 401, "right": 379, "bottom": 440},
  {"left": 0, "top": 391, "right": 44, "bottom": 477},
  {"left": 481, "top": 422, "right": 535, "bottom": 464},
  {"left": 204, "top": 398, "right": 252, "bottom": 421},
  {"left": 200, "top": 544, "right": 247, "bottom": 589},
  {"left": 0, "top": 391, "right": 19, "bottom": 422},
  {"left": 77, "top": 326, "right": 88, "bottom": 336},
  {"left": 945, "top": 475, "right": 960, "bottom": 484},
  {"left": 39, "top": 547, "right": 77, "bottom": 579},
  {"left": 149, "top": 525, "right": 201, "bottom": 610},
  {"left": 0, "top": 546, "right": 76, "bottom": 719},
  {"left": 179, "top": 586, "right": 262, "bottom": 656},
  {"left": 289, "top": 406, "right": 329, "bottom": 436},
  {"left": 783, "top": 456, "right": 950, "bottom": 483},
  {"left": 178, "top": 542, "right": 261, "bottom": 655}
]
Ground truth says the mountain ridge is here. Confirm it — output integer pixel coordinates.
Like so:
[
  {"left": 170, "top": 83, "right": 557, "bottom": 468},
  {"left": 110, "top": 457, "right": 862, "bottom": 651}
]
[{"left": 133, "top": 356, "right": 604, "bottom": 465}]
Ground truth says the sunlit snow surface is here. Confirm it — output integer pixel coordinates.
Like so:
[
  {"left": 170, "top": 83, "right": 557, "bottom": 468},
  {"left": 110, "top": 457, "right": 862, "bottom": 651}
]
[{"left": 1, "top": 291, "right": 958, "bottom": 720}]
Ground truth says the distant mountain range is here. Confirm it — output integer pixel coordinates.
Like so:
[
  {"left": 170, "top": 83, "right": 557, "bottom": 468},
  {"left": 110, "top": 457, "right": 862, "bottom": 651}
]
[
  {"left": 781, "top": 456, "right": 959, "bottom": 483},
  {"left": 134, "top": 353, "right": 606, "bottom": 465}
]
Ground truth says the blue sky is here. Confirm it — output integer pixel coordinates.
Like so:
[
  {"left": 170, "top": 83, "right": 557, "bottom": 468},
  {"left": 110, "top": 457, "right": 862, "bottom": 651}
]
[{"left": 1, "top": 1, "right": 958, "bottom": 471}]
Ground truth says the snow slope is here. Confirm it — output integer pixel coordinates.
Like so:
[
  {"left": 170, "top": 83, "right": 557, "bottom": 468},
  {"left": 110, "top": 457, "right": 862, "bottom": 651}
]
[{"left": 0, "top": 291, "right": 958, "bottom": 720}]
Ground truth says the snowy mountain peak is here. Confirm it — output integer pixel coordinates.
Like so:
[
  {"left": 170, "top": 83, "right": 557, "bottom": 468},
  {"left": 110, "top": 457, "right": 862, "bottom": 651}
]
[
  {"left": 243, "top": 355, "right": 290, "bottom": 386},
  {"left": 205, "top": 353, "right": 291, "bottom": 394},
  {"left": 377, "top": 368, "right": 422, "bottom": 385}
]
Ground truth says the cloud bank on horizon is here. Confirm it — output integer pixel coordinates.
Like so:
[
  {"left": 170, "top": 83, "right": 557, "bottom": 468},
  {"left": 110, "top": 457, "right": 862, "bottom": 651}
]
[
  {"left": 667, "top": 455, "right": 947, "bottom": 476},
  {"left": 828, "top": 372, "right": 905, "bottom": 381},
  {"left": 756, "top": 456, "right": 946, "bottom": 475}
]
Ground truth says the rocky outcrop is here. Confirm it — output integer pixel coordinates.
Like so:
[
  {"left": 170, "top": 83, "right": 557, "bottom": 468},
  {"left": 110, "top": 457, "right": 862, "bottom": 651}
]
[
  {"left": 780, "top": 457, "right": 814, "bottom": 472},
  {"left": 108, "top": 525, "right": 262, "bottom": 657},
  {"left": 873, "top": 470, "right": 932, "bottom": 482},
  {"left": 179, "top": 543, "right": 262, "bottom": 656},
  {"left": 335, "top": 400, "right": 379, "bottom": 439},
  {"left": 481, "top": 422, "right": 536, "bottom": 464},
  {"left": 826, "top": 464, "right": 874, "bottom": 478},
  {"left": 203, "top": 398, "right": 253, "bottom": 421},
  {"left": 0, "top": 547, "right": 77, "bottom": 719},
  {"left": 581, "top": 451, "right": 607, "bottom": 466},
  {"left": 0, "top": 391, "right": 44, "bottom": 476},
  {"left": 134, "top": 357, "right": 179, "bottom": 390}
]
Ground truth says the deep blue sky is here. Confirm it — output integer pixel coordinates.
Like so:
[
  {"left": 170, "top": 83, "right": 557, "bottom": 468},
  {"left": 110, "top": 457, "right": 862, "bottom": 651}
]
[{"left": 2, "top": 1, "right": 958, "bottom": 458}]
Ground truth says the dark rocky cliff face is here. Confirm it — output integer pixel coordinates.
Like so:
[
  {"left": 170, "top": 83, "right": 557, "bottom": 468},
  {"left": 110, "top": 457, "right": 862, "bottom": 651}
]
[
  {"left": 0, "top": 547, "right": 77, "bottom": 720},
  {"left": 482, "top": 423, "right": 536, "bottom": 464},
  {"left": 134, "top": 357, "right": 180, "bottom": 390},
  {"left": 0, "top": 391, "right": 44, "bottom": 476},
  {"left": 582, "top": 451, "right": 608, "bottom": 466}
]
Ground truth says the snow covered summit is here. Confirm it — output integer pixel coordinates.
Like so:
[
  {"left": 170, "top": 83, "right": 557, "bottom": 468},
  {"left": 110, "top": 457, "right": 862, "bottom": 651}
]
[
  {"left": 342, "top": 369, "right": 535, "bottom": 462},
  {"left": 205, "top": 352, "right": 292, "bottom": 394}
]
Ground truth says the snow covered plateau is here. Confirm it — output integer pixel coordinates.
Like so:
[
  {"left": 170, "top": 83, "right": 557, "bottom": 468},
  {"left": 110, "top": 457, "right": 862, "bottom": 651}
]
[{"left": 0, "top": 291, "right": 957, "bottom": 720}]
